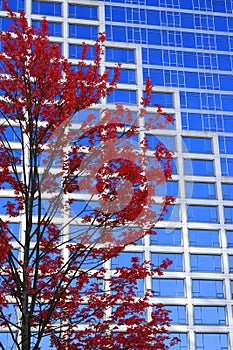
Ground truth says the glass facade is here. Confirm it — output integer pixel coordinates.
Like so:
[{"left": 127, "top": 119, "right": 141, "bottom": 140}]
[{"left": 1, "top": 0, "right": 233, "bottom": 349}]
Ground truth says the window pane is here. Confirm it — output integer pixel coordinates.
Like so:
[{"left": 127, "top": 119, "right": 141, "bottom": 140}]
[
  {"left": 226, "top": 231, "right": 233, "bottom": 247},
  {"left": 192, "top": 280, "right": 224, "bottom": 298},
  {"left": 69, "top": 24, "right": 98, "bottom": 40},
  {"left": 107, "top": 89, "right": 137, "bottom": 104},
  {"left": 165, "top": 305, "right": 186, "bottom": 324},
  {"left": 106, "top": 47, "right": 135, "bottom": 63},
  {"left": 224, "top": 207, "right": 233, "bottom": 223},
  {"left": 190, "top": 254, "right": 222, "bottom": 272},
  {"left": 151, "top": 253, "right": 183, "bottom": 271},
  {"left": 189, "top": 229, "right": 219, "bottom": 247},
  {"left": 186, "top": 182, "right": 216, "bottom": 199},
  {"left": 183, "top": 137, "right": 212, "bottom": 153},
  {"left": 184, "top": 159, "right": 214, "bottom": 176},
  {"left": 150, "top": 228, "right": 181, "bottom": 246},
  {"left": 69, "top": 4, "right": 98, "bottom": 20},
  {"left": 147, "top": 135, "right": 176, "bottom": 151},
  {"left": 152, "top": 278, "right": 184, "bottom": 297},
  {"left": 188, "top": 205, "right": 218, "bottom": 223},
  {"left": 194, "top": 306, "right": 226, "bottom": 325},
  {"left": 222, "top": 184, "right": 233, "bottom": 200},
  {"left": 111, "top": 252, "right": 143, "bottom": 268},
  {"left": 165, "top": 333, "right": 188, "bottom": 350},
  {"left": 196, "top": 333, "right": 228, "bottom": 350},
  {"left": 32, "top": 1, "right": 62, "bottom": 16}
]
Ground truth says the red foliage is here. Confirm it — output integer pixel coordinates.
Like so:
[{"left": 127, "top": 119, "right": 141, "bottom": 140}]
[{"left": 0, "top": 6, "right": 179, "bottom": 350}]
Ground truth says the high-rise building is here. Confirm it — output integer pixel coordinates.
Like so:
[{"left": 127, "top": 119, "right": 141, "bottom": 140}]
[{"left": 1, "top": 0, "right": 233, "bottom": 349}]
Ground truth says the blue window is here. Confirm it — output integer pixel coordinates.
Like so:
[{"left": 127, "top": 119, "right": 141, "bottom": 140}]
[
  {"left": 182, "top": 32, "right": 195, "bottom": 48},
  {"left": 0, "top": 197, "right": 19, "bottom": 214},
  {"left": 190, "top": 254, "right": 222, "bottom": 272},
  {"left": 152, "top": 278, "right": 184, "bottom": 297},
  {"left": 143, "top": 48, "right": 162, "bottom": 65},
  {"left": 107, "top": 6, "right": 126, "bottom": 22},
  {"left": 147, "top": 135, "right": 176, "bottom": 151},
  {"left": 184, "top": 159, "right": 214, "bottom": 176},
  {"left": 69, "top": 225, "right": 100, "bottom": 243},
  {"left": 69, "top": 24, "right": 98, "bottom": 40},
  {"left": 111, "top": 252, "right": 143, "bottom": 269},
  {"left": 219, "top": 137, "right": 233, "bottom": 154},
  {"left": 224, "top": 207, "right": 233, "bottom": 223},
  {"left": 219, "top": 74, "right": 233, "bottom": 91},
  {"left": 221, "top": 158, "right": 233, "bottom": 176},
  {"left": 150, "top": 92, "right": 173, "bottom": 108},
  {"left": 106, "top": 47, "right": 135, "bottom": 63},
  {"left": 192, "top": 280, "right": 224, "bottom": 298},
  {"left": 230, "top": 280, "right": 233, "bottom": 297},
  {"left": 228, "top": 255, "right": 233, "bottom": 272},
  {"left": 165, "top": 305, "right": 186, "bottom": 324},
  {"left": 0, "top": 333, "right": 16, "bottom": 349},
  {"left": 189, "top": 229, "right": 219, "bottom": 247},
  {"left": 7, "top": 223, "right": 20, "bottom": 241},
  {"left": 218, "top": 54, "right": 232, "bottom": 71},
  {"left": 146, "top": 9, "right": 160, "bottom": 25},
  {"left": 69, "top": 45, "right": 95, "bottom": 60},
  {"left": 182, "top": 137, "right": 212, "bottom": 154},
  {"left": 69, "top": 5, "right": 98, "bottom": 20},
  {"left": 183, "top": 52, "right": 197, "bottom": 68},
  {"left": 107, "top": 89, "right": 137, "bottom": 104},
  {"left": 32, "top": 1, "right": 61, "bottom": 16},
  {"left": 196, "top": 333, "right": 228, "bottom": 350},
  {"left": 2, "top": 126, "right": 21, "bottom": 142},
  {"left": 151, "top": 228, "right": 181, "bottom": 246},
  {"left": 181, "top": 13, "right": 194, "bottom": 28},
  {"left": 188, "top": 205, "right": 218, "bottom": 223},
  {"left": 222, "top": 184, "right": 233, "bottom": 200},
  {"left": 0, "top": 17, "right": 13, "bottom": 31},
  {"left": 80, "top": 254, "right": 103, "bottom": 270},
  {"left": 186, "top": 182, "right": 216, "bottom": 199},
  {"left": 0, "top": 0, "right": 24, "bottom": 11},
  {"left": 72, "top": 109, "right": 100, "bottom": 124},
  {"left": 162, "top": 204, "right": 180, "bottom": 221},
  {"left": 155, "top": 181, "right": 178, "bottom": 197},
  {"left": 32, "top": 20, "right": 62, "bottom": 37},
  {"left": 151, "top": 253, "right": 183, "bottom": 271},
  {"left": 194, "top": 306, "right": 226, "bottom": 325},
  {"left": 70, "top": 200, "right": 100, "bottom": 218},
  {"left": 222, "top": 94, "right": 233, "bottom": 112},
  {"left": 184, "top": 72, "right": 199, "bottom": 88},
  {"left": 165, "top": 333, "right": 188, "bottom": 350},
  {"left": 147, "top": 29, "right": 161, "bottom": 45},
  {"left": 226, "top": 231, "right": 233, "bottom": 247},
  {"left": 106, "top": 25, "right": 127, "bottom": 42},
  {"left": 108, "top": 68, "right": 136, "bottom": 84}
]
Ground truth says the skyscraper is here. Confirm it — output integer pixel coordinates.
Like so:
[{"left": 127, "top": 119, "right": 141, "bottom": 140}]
[{"left": 1, "top": 0, "right": 233, "bottom": 349}]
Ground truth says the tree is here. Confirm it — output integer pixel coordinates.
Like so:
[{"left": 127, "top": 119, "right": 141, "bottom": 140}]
[{"left": 0, "top": 7, "right": 178, "bottom": 350}]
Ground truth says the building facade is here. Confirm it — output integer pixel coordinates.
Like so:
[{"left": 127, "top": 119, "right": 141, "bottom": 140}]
[{"left": 1, "top": 0, "right": 233, "bottom": 349}]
